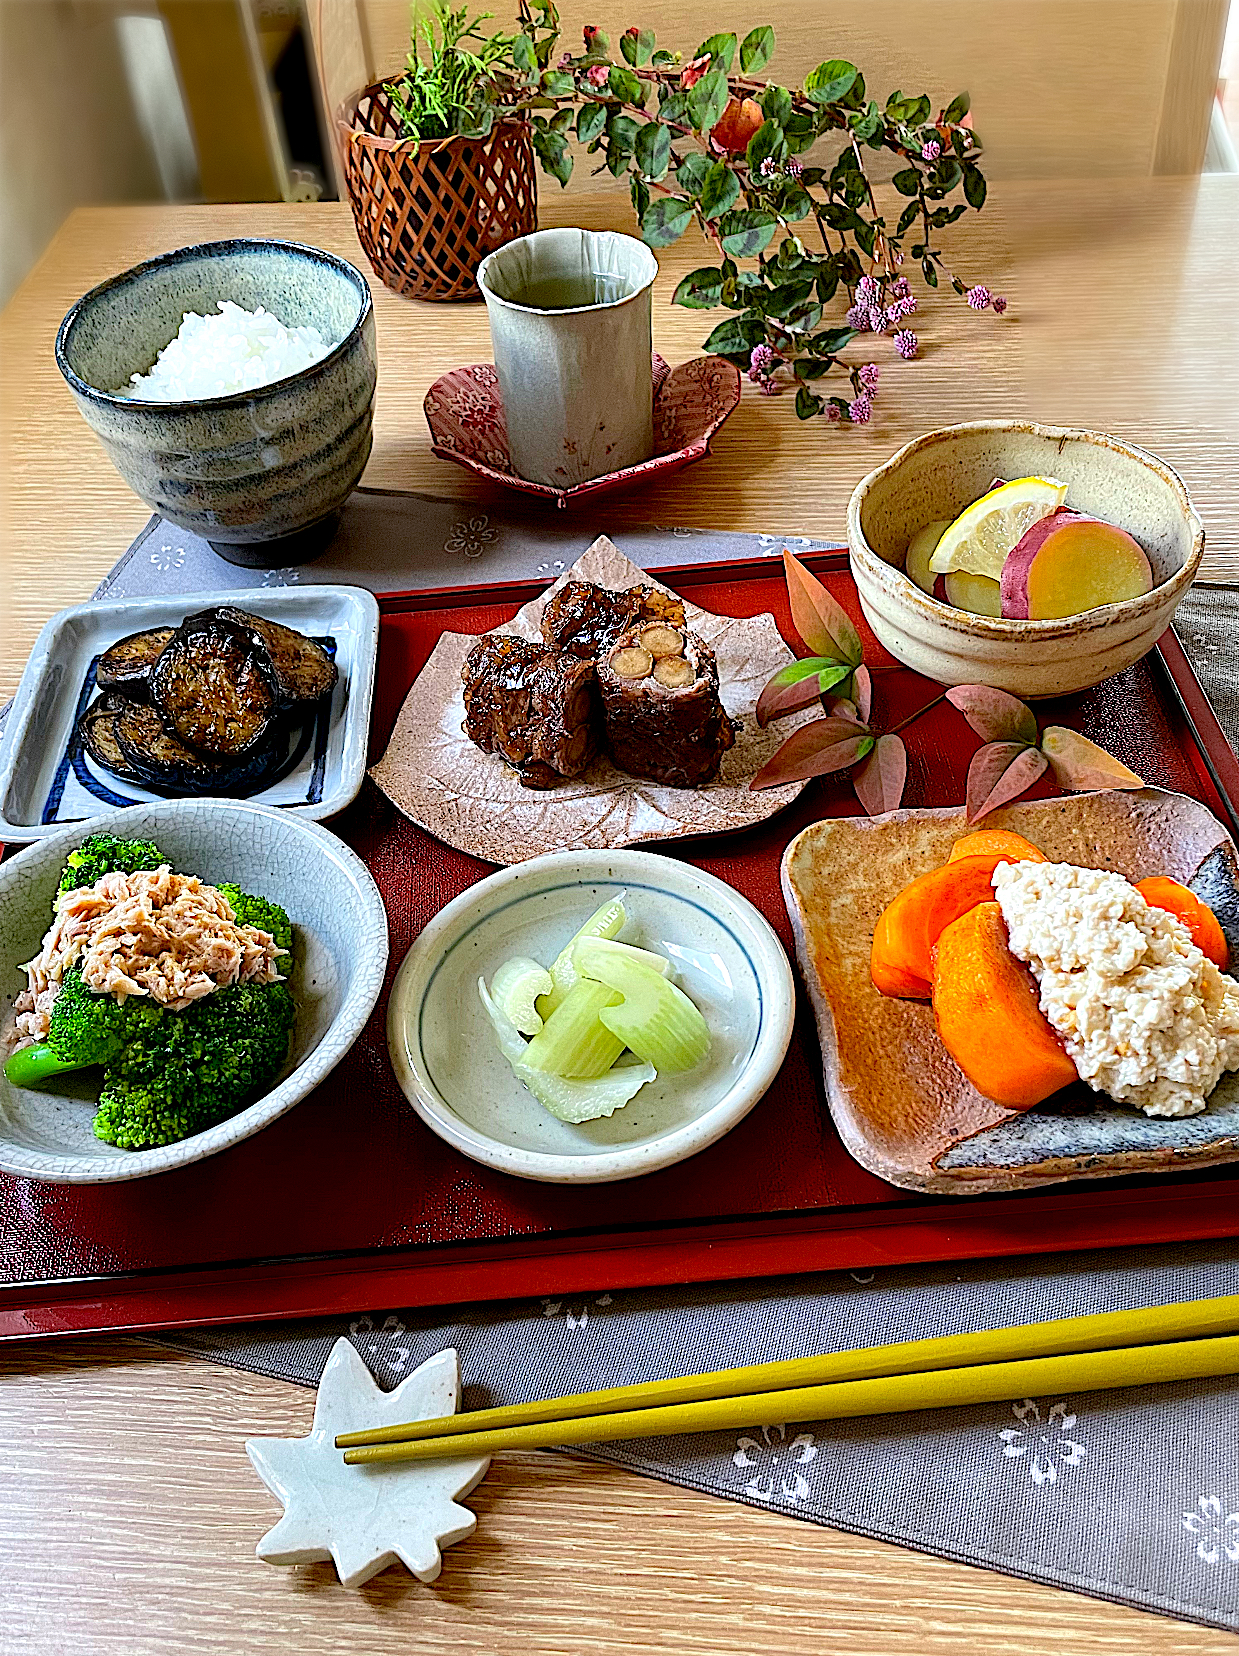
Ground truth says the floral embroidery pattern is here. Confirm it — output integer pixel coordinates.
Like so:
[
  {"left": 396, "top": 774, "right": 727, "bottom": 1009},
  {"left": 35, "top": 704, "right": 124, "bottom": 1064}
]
[
  {"left": 1183, "top": 1496, "right": 1239, "bottom": 1563},
  {"left": 540, "top": 1293, "right": 612, "bottom": 1331},
  {"left": 756, "top": 533, "right": 817, "bottom": 556},
  {"left": 732, "top": 1423, "right": 818, "bottom": 1505},
  {"left": 999, "top": 1399, "right": 1087, "bottom": 1485},
  {"left": 348, "top": 1312, "right": 411, "bottom": 1373},
  {"left": 149, "top": 543, "right": 185, "bottom": 572},
  {"left": 444, "top": 516, "right": 499, "bottom": 559},
  {"left": 260, "top": 566, "right": 301, "bottom": 587}
]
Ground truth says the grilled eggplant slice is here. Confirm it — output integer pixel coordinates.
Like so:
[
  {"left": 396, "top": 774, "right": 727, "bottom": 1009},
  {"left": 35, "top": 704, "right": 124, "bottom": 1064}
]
[
  {"left": 95, "top": 627, "right": 175, "bottom": 699},
  {"left": 79, "top": 695, "right": 144, "bottom": 782},
  {"left": 112, "top": 700, "right": 280, "bottom": 795},
  {"left": 151, "top": 611, "right": 277, "bottom": 756},
  {"left": 213, "top": 607, "right": 337, "bottom": 707}
]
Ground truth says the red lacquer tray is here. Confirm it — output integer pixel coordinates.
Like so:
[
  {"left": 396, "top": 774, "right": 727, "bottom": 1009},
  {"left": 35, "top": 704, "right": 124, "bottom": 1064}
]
[{"left": 3, "top": 552, "right": 1238, "bottom": 1342}]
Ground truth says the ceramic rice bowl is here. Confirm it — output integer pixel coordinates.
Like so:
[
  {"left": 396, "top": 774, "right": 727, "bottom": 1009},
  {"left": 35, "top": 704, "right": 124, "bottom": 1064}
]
[
  {"left": 846, "top": 421, "right": 1204, "bottom": 697},
  {"left": 0, "top": 800, "right": 388, "bottom": 1182},
  {"left": 55, "top": 239, "right": 377, "bottom": 567}
]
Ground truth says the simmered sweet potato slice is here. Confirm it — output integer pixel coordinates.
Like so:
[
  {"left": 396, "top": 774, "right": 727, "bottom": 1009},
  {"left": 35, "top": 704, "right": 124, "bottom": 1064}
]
[
  {"left": 1136, "top": 877, "right": 1229, "bottom": 970},
  {"left": 947, "top": 829, "right": 1047, "bottom": 865},
  {"left": 931, "top": 901, "right": 1078, "bottom": 1108},
  {"left": 870, "top": 852, "right": 1014, "bottom": 998}
]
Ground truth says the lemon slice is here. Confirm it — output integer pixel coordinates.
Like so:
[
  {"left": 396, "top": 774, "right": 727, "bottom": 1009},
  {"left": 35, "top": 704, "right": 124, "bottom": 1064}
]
[{"left": 928, "top": 476, "right": 1069, "bottom": 581}]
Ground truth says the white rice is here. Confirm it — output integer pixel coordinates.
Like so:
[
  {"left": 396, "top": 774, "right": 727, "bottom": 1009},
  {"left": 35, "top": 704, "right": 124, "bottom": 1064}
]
[{"left": 120, "top": 300, "right": 335, "bottom": 401}]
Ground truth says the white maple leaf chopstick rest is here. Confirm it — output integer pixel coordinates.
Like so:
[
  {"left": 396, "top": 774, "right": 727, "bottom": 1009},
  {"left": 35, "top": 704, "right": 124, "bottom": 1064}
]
[{"left": 245, "top": 1339, "right": 490, "bottom": 1588}]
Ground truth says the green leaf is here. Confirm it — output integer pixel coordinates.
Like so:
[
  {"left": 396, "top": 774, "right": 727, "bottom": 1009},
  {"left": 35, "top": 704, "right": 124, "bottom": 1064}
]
[
  {"left": 718, "top": 207, "right": 778, "bottom": 258},
  {"left": 778, "top": 184, "right": 813, "bottom": 221},
  {"left": 635, "top": 27, "right": 656, "bottom": 66},
  {"left": 963, "top": 164, "right": 987, "bottom": 209},
  {"left": 658, "top": 90, "right": 689, "bottom": 125},
  {"left": 608, "top": 65, "right": 644, "bottom": 105},
  {"left": 702, "top": 314, "right": 766, "bottom": 355},
  {"left": 764, "top": 279, "right": 815, "bottom": 318},
  {"left": 634, "top": 120, "right": 671, "bottom": 181},
  {"left": 896, "top": 199, "right": 920, "bottom": 235},
  {"left": 783, "top": 299, "right": 822, "bottom": 334},
  {"left": 676, "top": 152, "right": 711, "bottom": 195},
  {"left": 922, "top": 257, "right": 938, "bottom": 287},
  {"left": 640, "top": 195, "right": 695, "bottom": 247},
  {"left": 607, "top": 113, "right": 639, "bottom": 152},
  {"left": 630, "top": 175, "right": 650, "bottom": 219},
  {"left": 619, "top": 29, "right": 638, "bottom": 65},
  {"left": 606, "top": 145, "right": 630, "bottom": 177},
  {"left": 805, "top": 59, "right": 858, "bottom": 104},
  {"left": 513, "top": 33, "right": 537, "bottom": 73},
  {"left": 456, "top": 104, "right": 495, "bottom": 139},
  {"left": 812, "top": 326, "right": 856, "bottom": 355},
  {"left": 549, "top": 107, "right": 574, "bottom": 134},
  {"left": 944, "top": 91, "right": 970, "bottom": 124},
  {"left": 687, "top": 67, "right": 729, "bottom": 132},
  {"left": 756, "top": 657, "right": 852, "bottom": 726},
  {"left": 652, "top": 48, "right": 677, "bottom": 66},
  {"left": 852, "top": 109, "right": 883, "bottom": 143},
  {"left": 673, "top": 266, "right": 725, "bottom": 309},
  {"left": 746, "top": 118, "right": 784, "bottom": 175},
  {"left": 700, "top": 159, "right": 740, "bottom": 220},
  {"left": 533, "top": 130, "right": 572, "bottom": 186},
  {"left": 934, "top": 158, "right": 963, "bottom": 192},
  {"left": 793, "top": 358, "right": 832, "bottom": 380},
  {"left": 577, "top": 101, "right": 606, "bottom": 142},
  {"left": 740, "top": 25, "right": 775, "bottom": 74},
  {"left": 853, "top": 219, "right": 876, "bottom": 257},
  {"left": 892, "top": 167, "right": 921, "bottom": 197},
  {"left": 696, "top": 31, "right": 737, "bottom": 72},
  {"left": 540, "top": 69, "right": 575, "bottom": 97},
  {"left": 761, "top": 84, "right": 793, "bottom": 125}
]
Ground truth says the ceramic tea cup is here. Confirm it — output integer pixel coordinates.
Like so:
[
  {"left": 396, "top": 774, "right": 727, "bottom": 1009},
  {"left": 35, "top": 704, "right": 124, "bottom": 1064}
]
[{"left": 476, "top": 228, "right": 658, "bottom": 488}]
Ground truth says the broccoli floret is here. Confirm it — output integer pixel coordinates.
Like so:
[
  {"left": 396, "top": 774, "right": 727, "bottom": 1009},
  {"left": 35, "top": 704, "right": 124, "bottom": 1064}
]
[
  {"left": 46, "top": 967, "right": 163, "bottom": 1068},
  {"left": 58, "top": 833, "right": 165, "bottom": 901},
  {"left": 217, "top": 884, "right": 293, "bottom": 954},
  {"left": 91, "top": 978, "right": 295, "bottom": 1150}
]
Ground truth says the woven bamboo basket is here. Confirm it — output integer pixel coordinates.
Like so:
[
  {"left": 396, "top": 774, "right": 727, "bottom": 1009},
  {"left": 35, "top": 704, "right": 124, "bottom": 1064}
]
[{"left": 337, "top": 82, "right": 538, "bottom": 303}]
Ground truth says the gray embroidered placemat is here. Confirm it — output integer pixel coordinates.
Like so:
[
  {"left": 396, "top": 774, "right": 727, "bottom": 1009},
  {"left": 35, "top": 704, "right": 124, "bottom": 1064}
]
[{"left": 5, "top": 490, "right": 1239, "bottom": 1629}]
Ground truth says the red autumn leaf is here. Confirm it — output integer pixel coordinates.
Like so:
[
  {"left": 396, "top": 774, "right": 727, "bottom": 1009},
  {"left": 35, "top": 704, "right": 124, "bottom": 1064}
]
[
  {"left": 965, "top": 740, "right": 1048, "bottom": 823},
  {"left": 853, "top": 732, "right": 908, "bottom": 816},
  {"left": 783, "top": 550, "right": 864, "bottom": 665},
  {"left": 750, "top": 718, "right": 873, "bottom": 790},
  {"left": 946, "top": 684, "right": 1038, "bottom": 746},
  {"left": 711, "top": 96, "right": 765, "bottom": 155},
  {"left": 851, "top": 664, "right": 873, "bottom": 725},
  {"left": 679, "top": 53, "right": 710, "bottom": 88},
  {"left": 1040, "top": 727, "right": 1145, "bottom": 793},
  {"left": 755, "top": 657, "right": 852, "bottom": 727}
]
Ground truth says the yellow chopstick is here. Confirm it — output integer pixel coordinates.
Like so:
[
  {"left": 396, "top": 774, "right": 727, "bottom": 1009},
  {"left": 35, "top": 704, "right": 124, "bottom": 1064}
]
[
  {"left": 335, "top": 1291, "right": 1239, "bottom": 1450},
  {"left": 341, "top": 1333, "right": 1239, "bottom": 1465}
]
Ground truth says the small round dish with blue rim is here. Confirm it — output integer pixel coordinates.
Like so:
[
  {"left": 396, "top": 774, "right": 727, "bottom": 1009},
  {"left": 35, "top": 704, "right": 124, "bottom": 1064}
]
[
  {"left": 55, "top": 238, "right": 377, "bottom": 568},
  {"left": 387, "top": 848, "right": 796, "bottom": 1183}
]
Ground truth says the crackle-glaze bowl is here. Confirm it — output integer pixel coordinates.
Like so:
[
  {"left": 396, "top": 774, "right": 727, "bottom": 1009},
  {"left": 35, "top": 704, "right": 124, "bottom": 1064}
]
[
  {"left": 0, "top": 800, "right": 388, "bottom": 1182},
  {"left": 846, "top": 421, "right": 1204, "bottom": 698},
  {"left": 55, "top": 239, "right": 377, "bottom": 567}
]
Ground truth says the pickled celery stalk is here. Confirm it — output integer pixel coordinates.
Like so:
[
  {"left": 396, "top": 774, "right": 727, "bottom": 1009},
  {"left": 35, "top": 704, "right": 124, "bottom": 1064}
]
[
  {"left": 489, "top": 955, "right": 554, "bottom": 1036},
  {"left": 535, "top": 894, "right": 627, "bottom": 1020},
  {"left": 576, "top": 937, "right": 710, "bottom": 1072},
  {"left": 522, "top": 980, "right": 624, "bottom": 1079},
  {"left": 477, "top": 979, "right": 655, "bottom": 1123}
]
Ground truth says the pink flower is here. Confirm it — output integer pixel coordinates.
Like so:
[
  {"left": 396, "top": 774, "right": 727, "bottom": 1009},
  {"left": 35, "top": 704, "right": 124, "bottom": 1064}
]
[
  {"left": 892, "top": 276, "right": 911, "bottom": 300},
  {"left": 858, "top": 363, "right": 880, "bottom": 393},
  {"left": 760, "top": 377, "right": 780, "bottom": 396},
  {"left": 966, "top": 284, "right": 992, "bottom": 310},
  {"left": 586, "top": 63, "right": 609, "bottom": 88},
  {"left": 760, "top": 157, "right": 777, "bottom": 177},
  {"left": 826, "top": 403, "right": 842, "bottom": 422},
  {"left": 992, "top": 295, "right": 1008, "bottom": 315},
  {"left": 886, "top": 295, "right": 917, "bottom": 322},
  {"left": 867, "top": 306, "right": 885, "bottom": 334},
  {"left": 748, "top": 343, "right": 780, "bottom": 385},
  {"left": 557, "top": 52, "right": 573, "bottom": 69},
  {"left": 921, "top": 140, "right": 941, "bottom": 161},
  {"left": 894, "top": 329, "right": 918, "bottom": 359},
  {"left": 845, "top": 304, "right": 870, "bottom": 331},
  {"left": 856, "top": 275, "right": 879, "bottom": 302},
  {"left": 848, "top": 395, "right": 873, "bottom": 424},
  {"left": 785, "top": 158, "right": 803, "bottom": 178},
  {"left": 680, "top": 54, "right": 709, "bottom": 89}
]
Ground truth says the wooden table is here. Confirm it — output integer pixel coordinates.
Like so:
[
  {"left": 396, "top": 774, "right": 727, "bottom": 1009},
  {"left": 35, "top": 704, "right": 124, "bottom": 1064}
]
[{"left": 2, "top": 180, "right": 1237, "bottom": 1654}]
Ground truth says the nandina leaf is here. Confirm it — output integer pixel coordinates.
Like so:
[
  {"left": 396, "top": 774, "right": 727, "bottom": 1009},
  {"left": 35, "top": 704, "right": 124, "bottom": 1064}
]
[
  {"left": 755, "top": 657, "right": 852, "bottom": 726},
  {"left": 965, "top": 741, "right": 1048, "bottom": 823},
  {"left": 750, "top": 719, "right": 873, "bottom": 790},
  {"left": 1040, "top": 727, "right": 1145, "bottom": 793},
  {"left": 853, "top": 733, "right": 907, "bottom": 816},
  {"left": 946, "top": 684, "right": 1038, "bottom": 745},
  {"left": 851, "top": 663, "right": 873, "bottom": 724},
  {"left": 783, "top": 550, "right": 864, "bottom": 666}
]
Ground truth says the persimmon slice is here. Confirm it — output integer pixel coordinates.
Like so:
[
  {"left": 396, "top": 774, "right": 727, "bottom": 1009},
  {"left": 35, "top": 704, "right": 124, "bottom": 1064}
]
[
  {"left": 1135, "top": 877, "right": 1229, "bottom": 970},
  {"left": 931, "top": 902, "right": 1078, "bottom": 1108},
  {"left": 947, "top": 829, "right": 1047, "bottom": 865},
  {"left": 870, "top": 853, "right": 1013, "bottom": 998}
]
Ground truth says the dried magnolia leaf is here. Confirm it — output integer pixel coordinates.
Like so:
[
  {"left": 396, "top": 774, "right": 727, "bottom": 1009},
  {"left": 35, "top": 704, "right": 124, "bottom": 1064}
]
[
  {"left": 750, "top": 718, "right": 873, "bottom": 790},
  {"left": 851, "top": 664, "right": 873, "bottom": 725},
  {"left": 756, "top": 656, "right": 851, "bottom": 727},
  {"left": 783, "top": 550, "right": 864, "bottom": 667},
  {"left": 946, "top": 684, "right": 1038, "bottom": 746},
  {"left": 966, "top": 740, "right": 1049, "bottom": 823},
  {"left": 1041, "top": 726, "right": 1145, "bottom": 793},
  {"left": 853, "top": 732, "right": 907, "bottom": 816}
]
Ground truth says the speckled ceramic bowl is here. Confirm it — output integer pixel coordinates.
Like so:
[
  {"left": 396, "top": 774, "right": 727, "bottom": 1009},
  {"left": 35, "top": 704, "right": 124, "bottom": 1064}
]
[
  {"left": 847, "top": 421, "right": 1204, "bottom": 697},
  {"left": 55, "top": 239, "right": 377, "bottom": 567},
  {"left": 0, "top": 800, "right": 388, "bottom": 1182}
]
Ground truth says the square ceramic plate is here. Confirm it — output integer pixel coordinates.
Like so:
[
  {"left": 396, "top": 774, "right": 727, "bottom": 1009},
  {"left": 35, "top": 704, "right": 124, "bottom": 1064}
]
[{"left": 0, "top": 585, "right": 379, "bottom": 842}]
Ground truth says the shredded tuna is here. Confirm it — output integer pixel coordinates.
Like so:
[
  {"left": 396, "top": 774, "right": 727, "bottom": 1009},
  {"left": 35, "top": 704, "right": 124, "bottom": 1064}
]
[{"left": 3, "top": 867, "right": 284, "bottom": 1055}]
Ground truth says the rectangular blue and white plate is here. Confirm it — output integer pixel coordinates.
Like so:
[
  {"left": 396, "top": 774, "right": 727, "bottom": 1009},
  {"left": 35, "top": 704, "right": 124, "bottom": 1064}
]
[{"left": 0, "top": 585, "right": 379, "bottom": 842}]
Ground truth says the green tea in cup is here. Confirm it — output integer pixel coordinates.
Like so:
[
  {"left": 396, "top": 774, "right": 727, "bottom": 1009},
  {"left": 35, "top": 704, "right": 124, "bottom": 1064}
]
[{"left": 506, "top": 273, "right": 633, "bottom": 311}]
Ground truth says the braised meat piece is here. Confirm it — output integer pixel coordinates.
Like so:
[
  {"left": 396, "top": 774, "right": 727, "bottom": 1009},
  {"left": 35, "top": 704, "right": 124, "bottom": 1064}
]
[
  {"left": 597, "top": 621, "right": 736, "bottom": 788},
  {"left": 541, "top": 581, "right": 686, "bottom": 659},
  {"left": 461, "top": 634, "right": 599, "bottom": 789}
]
